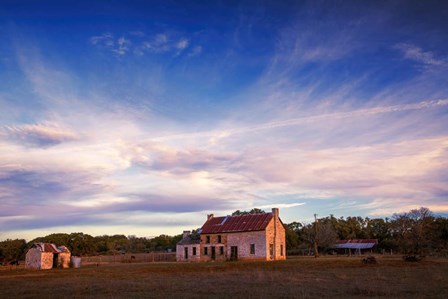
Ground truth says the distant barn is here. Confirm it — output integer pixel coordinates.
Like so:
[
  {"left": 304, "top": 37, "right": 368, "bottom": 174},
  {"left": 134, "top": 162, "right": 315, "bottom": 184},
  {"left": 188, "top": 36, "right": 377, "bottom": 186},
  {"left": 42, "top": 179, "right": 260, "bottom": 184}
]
[
  {"left": 333, "top": 239, "right": 378, "bottom": 255},
  {"left": 25, "top": 243, "right": 71, "bottom": 270}
]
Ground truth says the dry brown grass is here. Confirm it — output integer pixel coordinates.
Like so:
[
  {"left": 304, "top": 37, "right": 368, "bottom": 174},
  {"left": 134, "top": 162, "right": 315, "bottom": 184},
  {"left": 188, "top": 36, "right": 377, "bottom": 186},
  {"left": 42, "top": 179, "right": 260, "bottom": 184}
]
[{"left": 1, "top": 255, "right": 447, "bottom": 298}]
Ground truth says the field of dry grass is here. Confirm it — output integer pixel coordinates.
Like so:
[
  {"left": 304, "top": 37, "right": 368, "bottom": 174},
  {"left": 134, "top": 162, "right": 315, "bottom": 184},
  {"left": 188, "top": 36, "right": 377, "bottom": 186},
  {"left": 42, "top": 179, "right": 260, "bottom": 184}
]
[{"left": 1, "top": 255, "right": 447, "bottom": 298}]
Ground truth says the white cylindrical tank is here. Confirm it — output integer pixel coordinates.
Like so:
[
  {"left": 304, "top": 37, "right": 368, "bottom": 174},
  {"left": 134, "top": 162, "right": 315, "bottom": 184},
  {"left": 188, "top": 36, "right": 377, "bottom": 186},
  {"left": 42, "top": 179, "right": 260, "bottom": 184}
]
[{"left": 71, "top": 256, "right": 82, "bottom": 268}]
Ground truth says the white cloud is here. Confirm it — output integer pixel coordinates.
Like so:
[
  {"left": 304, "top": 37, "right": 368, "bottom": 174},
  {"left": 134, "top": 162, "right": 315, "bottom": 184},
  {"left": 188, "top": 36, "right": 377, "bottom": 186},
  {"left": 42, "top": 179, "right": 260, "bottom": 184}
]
[
  {"left": 257, "top": 203, "right": 306, "bottom": 209},
  {"left": 113, "top": 36, "right": 131, "bottom": 55},
  {"left": 90, "top": 33, "right": 114, "bottom": 46},
  {"left": 395, "top": 43, "right": 446, "bottom": 66},
  {"left": 90, "top": 33, "right": 133, "bottom": 56},
  {"left": 90, "top": 32, "right": 201, "bottom": 58},
  {"left": 142, "top": 34, "right": 170, "bottom": 53},
  {"left": 176, "top": 38, "right": 189, "bottom": 50},
  {"left": 175, "top": 38, "right": 189, "bottom": 56},
  {"left": 150, "top": 98, "right": 448, "bottom": 143},
  {"left": 1, "top": 122, "right": 79, "bottom": 146}
]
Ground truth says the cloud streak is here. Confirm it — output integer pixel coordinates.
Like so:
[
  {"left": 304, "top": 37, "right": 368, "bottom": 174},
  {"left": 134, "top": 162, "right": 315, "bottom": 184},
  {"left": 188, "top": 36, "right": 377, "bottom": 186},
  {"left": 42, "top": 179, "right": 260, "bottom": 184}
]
[
  {"left": 395, "top": 43, "right": 446, "bottom": 67},
  {"left": 152, "top": 98, "right": 448, "bottom": 142},
  {"left": 91, "top": 32, "right": 201, "bottom": 58},
  {"left": 1, "top": 123, "right": 79, "bottom": 147}
]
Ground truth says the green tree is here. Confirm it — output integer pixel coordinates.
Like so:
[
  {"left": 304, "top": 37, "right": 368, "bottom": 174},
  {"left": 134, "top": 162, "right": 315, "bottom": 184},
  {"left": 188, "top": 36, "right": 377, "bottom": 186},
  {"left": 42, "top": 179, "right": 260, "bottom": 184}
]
[
  {"left": 431, "top": 217, "right": 448, "bottom": 254},
  {"left": 94, "top": 235, "right": 110, "bottom": 253},
  {"left": 365, "top": 218, "right": 393, "bottom": 251},
  {"left": 0, "top": 239, "right": 27, "bottom": 261},
  {"left": 391, "top": 207, "right": 435, "bottom": 254},
  {"left": 147, "top": 234, "right": 181, "bottom": 252},
  {"left": 232, "top": 208, "right": 265, "bottom": 216},
  {"left": 68, "top": 232, "right": 96, "bottom": 256},
  {"left": 285, "top": 222, "right": 301, "bottom": 250},
  {"left": 128, "top": 235, "right": 148, "bottom": 253},
  {"left": 300, "top": 219, "right": 337, "bottom": 253},
  {"left": 28, "top": 233, "right": 70, "bottom": 247}
]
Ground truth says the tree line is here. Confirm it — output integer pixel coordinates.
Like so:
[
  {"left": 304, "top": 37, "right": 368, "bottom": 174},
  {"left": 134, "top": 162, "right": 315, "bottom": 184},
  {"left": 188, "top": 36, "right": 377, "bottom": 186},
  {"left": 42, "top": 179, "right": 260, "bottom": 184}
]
[
  {"left": 0, "top": 233, "right": 182, "bottom": 262},
  {"left": 286, "top": 207, "right": 448, "bottom": 256},
  {"left": 1, "top": 207, "right": 447, "bottom": 261}
]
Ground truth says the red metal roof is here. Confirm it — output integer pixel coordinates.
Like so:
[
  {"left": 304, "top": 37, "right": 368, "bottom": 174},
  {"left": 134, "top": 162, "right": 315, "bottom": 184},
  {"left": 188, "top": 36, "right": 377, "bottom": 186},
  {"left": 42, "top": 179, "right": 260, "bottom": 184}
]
[
  {"left": 200, "top": 213, "right": 273, "bottom": 234},
  {"left": 43, "top": 243, "right": 60, "bottom": 253},
  {"left": 33, "top": 243, "right": 69, "bottom": 253}
]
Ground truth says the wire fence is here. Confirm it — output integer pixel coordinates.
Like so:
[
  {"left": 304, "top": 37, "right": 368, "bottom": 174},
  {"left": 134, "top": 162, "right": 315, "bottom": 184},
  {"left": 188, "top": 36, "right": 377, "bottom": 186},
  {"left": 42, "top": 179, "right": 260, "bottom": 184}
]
[{"left": 81, "top": 252, "right": 176, "bottom": 264}]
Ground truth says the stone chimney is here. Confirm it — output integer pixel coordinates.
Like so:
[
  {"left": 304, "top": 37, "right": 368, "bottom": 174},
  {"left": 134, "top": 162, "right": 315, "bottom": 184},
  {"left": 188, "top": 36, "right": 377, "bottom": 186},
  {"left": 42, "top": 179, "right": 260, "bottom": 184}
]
[
  {"left": 207, "top": 214, "right": 214, "bottom": 221},
  {"left": 272, "top": 208, "right": 279, "bottom": 259},
  {"left": 182, "top": 230, "right": 191, "bottom": 238}
]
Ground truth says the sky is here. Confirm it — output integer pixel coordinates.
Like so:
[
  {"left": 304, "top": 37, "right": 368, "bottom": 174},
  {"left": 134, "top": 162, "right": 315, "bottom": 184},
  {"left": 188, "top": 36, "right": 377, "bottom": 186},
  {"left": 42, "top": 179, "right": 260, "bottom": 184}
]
[{"left": 1, "top": 0, "right": 448, "bottom": 241}]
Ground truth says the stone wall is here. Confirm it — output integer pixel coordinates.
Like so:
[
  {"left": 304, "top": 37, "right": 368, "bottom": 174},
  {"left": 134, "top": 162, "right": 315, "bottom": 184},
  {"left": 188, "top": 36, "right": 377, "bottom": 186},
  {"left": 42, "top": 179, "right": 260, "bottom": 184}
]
[
  {"left": 265, "top": 214, "right": 286, "bottom": 260},
  {"left": 227, "top": 230, "right": 267, "bottom": 261},
  {"left": 25, "top": 248, "right": 42, "bottom": 270},
  {"left": 200, "top": 233, "right": 227, "bottom": 262},
  {"left": 58, "top": 252, "right": 71, "bottom": 268},
  {"left": 25, "top": 249, "right": 54, "bottom": 270},
  {"left": 176, "top": 244, "right": 201, "bottom": 262},
  {"left": 40, "top": 252, "right": 54, "bottom": 269}
]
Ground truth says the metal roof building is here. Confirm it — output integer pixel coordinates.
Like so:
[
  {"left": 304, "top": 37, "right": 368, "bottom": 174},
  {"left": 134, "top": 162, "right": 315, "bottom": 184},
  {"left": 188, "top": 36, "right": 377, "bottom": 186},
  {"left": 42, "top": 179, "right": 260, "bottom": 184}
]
[
  {"left": 333, "top": 239, "right": 378, "bottom": 254},
  {"left": 25, "top": 243, "right": 71, "bottom": 270}
]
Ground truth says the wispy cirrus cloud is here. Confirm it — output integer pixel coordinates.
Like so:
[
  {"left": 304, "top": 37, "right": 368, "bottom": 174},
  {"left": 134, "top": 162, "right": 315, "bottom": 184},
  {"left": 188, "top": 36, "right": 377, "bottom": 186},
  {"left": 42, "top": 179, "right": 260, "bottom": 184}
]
[
  {"left": 151, "top": 98, "right": 448, "bottom": 143},
  {"left": 91, "top": 31, "right": 200, "bottom": 57},
  {"left": 1, "top": 122, "right": 79, "bottom": 147},
  {"left": 90, "top": 33, "right": 131, "bottom": 56},
  {"left": 142, "top": 33, "right": 170, "bottom": 53},
  {"left": 124, "top": 142, "right": 238, "bottom": 173},
  {"left": 257, "top": 203, "right": 306, "bottom": 209},
  {"left": 90, "top": 33, "right": 114, "bottom": 47},
  {"left": 394, "top": 43, "right": 446, "bottom": 67},
  {"left": 113, "top": 36, "right": 131, "bottom": 55},
  {"left": 175, "top": 37, "right": 189, "bottom": 55},
  {"left": 0, "top": 166, "right": 109, "bottom": 216}
]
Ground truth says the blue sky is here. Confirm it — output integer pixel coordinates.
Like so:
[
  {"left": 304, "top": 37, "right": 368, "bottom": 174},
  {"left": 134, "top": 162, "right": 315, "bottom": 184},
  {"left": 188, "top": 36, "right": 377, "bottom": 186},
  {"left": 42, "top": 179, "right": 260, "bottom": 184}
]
[{"left": 1, "top": 1, "right": 448, "bottom": 240}]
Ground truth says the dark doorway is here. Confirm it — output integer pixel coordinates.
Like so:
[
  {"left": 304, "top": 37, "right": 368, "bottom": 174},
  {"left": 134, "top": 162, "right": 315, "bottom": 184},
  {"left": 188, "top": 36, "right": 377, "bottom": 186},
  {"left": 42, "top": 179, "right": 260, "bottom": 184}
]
[
  {"left": 230, "top": 246, "right": 238, "bottom": 261},
  {"left": 53, "top": 253, "right": 59, "bottom": 268},
  {"left": 269, "top": 244, "right": 274, "bottom": 259},
  {"left": 211, "top": 246, "right": 216, "bottom": 260},
  {"left": 184, "top": 247, "right": 188, "bottom": 259}
]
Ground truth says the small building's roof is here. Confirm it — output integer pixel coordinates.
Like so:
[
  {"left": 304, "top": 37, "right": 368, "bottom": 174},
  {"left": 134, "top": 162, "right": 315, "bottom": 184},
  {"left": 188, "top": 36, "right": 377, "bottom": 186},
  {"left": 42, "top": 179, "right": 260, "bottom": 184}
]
[
  {"left": 334, "top": 239, "right": 378, "bottom": 249},
  {"left": 201, "top": 213, "right": 273, "bottom": 234},
  {"left": 31, "top": 243, "right": 70, "bottom": 253},
  {"left": 177, "top": 234, "right": 200, "bottom": 245}
]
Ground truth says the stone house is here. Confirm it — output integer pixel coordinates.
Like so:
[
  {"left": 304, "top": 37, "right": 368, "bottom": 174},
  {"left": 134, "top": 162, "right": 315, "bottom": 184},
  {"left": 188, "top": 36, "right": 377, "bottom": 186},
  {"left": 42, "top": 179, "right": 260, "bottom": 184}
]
[
  {"left": 25, "top": 243, "right": 71, "bottom": 270},
  {"left": 176, "top": 231, "right": 201, "bottom": 262},
  {"left": 177, "top": 208, "right": 286, "bottom": 262}
]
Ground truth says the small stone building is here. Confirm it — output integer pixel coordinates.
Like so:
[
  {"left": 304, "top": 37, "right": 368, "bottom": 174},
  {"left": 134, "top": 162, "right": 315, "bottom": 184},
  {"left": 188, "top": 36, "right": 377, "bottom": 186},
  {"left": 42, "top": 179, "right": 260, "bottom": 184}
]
[
  {"left": 176, "top": 231, "right": 201, "bottom": 262},
  {"left": 25, "top": 243, "right": 71, "bottom": 270},
  {"left": 177, "top": 208, "right": 286, "bottom": 262}
]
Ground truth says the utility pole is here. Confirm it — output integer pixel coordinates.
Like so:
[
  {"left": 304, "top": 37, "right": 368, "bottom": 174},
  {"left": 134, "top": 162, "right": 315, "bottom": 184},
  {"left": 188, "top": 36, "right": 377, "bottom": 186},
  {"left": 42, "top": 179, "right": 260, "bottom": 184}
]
[{"left": 314, "top": 213, "right": 319, "bottom": 258}]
